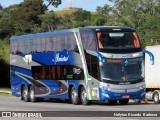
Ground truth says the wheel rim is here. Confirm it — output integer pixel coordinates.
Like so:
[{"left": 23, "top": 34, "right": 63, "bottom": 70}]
[
  {"left": 71, "top": 89, "right": 77, "bottom": 102},
  {"left": 30, "top": 89, "right": 34, "bottom": 100},
  {"left": 154, "top": 94, "right": 159, "bottom": 102},
  {"left": 23, "top": 89, "right": 27, "bottom": 100}
]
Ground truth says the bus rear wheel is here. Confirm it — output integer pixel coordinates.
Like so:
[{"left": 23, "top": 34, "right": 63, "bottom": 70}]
[
  {"left": 80, "top": 87, "right": 91, "bottom": 105},
  {"left": 22, "top": 86, "right": 30, "bottom": 102},
  {"left": 70, "top": 87, "right": 79, "bottom": 105},
  {"left": 119, "top": 100, "right": 129, "bottom": 105},
  {"left": 29, "top": 86, "right": 38, "bottom": 102}
]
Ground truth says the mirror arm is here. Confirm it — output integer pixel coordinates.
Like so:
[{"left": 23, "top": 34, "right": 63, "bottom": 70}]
[{"left": 143, "top": 50, "right": 154, "bottom": 65}]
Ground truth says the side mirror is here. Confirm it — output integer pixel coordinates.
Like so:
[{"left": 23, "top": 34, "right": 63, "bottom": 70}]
[{"left": 143, "top": 50, "right": 154, "bottom": 65}]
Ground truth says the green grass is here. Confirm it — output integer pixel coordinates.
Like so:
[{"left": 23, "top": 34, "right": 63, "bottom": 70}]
[
  {"left": 54, "top": 9, "right": 97, "bottom": 16},
  {"left": 55, "top": 9, "right": 78, "bottom": 16},
  {"left": 0, "top": 88, "right": 11, "bottom": 91},
  {"left": 0, "top": 88, "right": 12, "bottom": 96}
]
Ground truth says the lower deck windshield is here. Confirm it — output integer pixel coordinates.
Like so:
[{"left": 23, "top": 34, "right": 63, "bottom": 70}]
[{"left": 101, "top": 57, "right": 144, "bottom": 82}]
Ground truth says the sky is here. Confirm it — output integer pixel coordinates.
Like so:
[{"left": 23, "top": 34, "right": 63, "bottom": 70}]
[{"left": 0, "top": 0, "right": 112, "bottom": 11}]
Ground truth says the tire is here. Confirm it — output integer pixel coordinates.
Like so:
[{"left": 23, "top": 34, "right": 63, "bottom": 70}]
[
  {"left": 80, "top": 87, "right": 92, "bottom": 105},
  {"left": 29, "top": 86, "right": 38, "bottom": 102},
  {"left": 134, "top": 99, "right": 141, "bottom": 104},
  {"left": 70, "top": 87, "right": 79, "bottom": 105},
  {"left": 22, "top": 86, "right": 30, "bottom": 102},
  {"left": 119, "top": 100, "right": 129, "bottom": 105},
  {"left": 108, "top": 100, "right": 117, "bottom": 105},
  {"left": 153, "top": 92, "right": 160, "bottom": 104}
]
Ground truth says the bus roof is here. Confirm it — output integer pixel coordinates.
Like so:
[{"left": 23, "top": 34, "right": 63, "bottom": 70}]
[
  {"left": 82, "top": 26, "right": 136, "bottom": 32},
  {"left": 10, "top": 26, "right": 135, "bottom": 41},
  {"left": 10, "top": 29, "right": 75, "bottom": 41}
]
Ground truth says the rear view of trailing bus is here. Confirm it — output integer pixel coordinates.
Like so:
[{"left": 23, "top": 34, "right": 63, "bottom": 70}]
[{"left": 10, "top": 26, "right": 145, "bottom": 105}]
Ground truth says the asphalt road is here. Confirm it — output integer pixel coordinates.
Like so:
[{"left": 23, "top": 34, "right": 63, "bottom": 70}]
[{"left": 0, "top": 96, "right": 160, "bottom": 120}]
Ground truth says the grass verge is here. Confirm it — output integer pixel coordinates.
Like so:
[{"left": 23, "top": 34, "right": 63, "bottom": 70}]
[{"left": 0, "top": 88, "right": 12, "bottom": 96}]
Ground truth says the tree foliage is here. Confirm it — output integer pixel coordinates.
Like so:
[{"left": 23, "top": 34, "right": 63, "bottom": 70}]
[{"left": 46, "top": 0, "right": 61, "bottom": 8}]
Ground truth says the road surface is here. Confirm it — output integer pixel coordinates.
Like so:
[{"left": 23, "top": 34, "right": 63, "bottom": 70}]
[{"left": 0, "top": 96, "right": 160, "bottom": 120}]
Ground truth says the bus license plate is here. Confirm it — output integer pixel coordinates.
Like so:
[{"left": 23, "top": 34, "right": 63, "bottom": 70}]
[{"left": 122, "top": 95, "right": 130, "bottom": 99}]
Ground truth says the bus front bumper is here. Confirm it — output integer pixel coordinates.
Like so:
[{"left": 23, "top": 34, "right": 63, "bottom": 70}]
[{"left": 99, "top": 88, "right": 145, "bottom": 101}]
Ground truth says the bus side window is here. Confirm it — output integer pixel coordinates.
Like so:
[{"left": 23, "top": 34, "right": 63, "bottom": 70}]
[
  {"left": 82, "top": 34, "right": 87, "bottom": 49},
  {"left": 49, "top": 36, "right": 54, "bottom": 52},
  {"left": 64, "top": 35, "right": 68, "bottom": 50},
  {"left": 70, "top": 33, "right": 78, "bottom": 52},
  {"left": 24, "top": 40, "right": 28, "bottom": 54},
  {"left": 70, "top": 34, "right": 74, "bottom": 50},
  {"left": 50, "top": 66, "right": 56, "bottom": 79},
  {"left": 36, "top": 38, "right": 41, "bottom": 52},
  {"left": 88, "top": 34, "right": 96, "bottom": 49},
  {"left": 10, "top": 42, "right": 13, "bottom": 54},
  {"left": 56, "top": 37, "right": 62, "bottom": 51},
  {"left": 41, "top": 66, "right": 46, "bottom": 79},
  {"left": 46, "top": 37, "right": 51, "bottom": 52},
  {"left": 61, "top": 34, "right": 67, "bottom": 51},
  {"left": 13, "top": 41, "right": 18, "bottom": 54},
  {"left": 32, "top": 66, "right": 41, "bottom": 80},
  {"left": 41, "top": 37, "right": 46, "bottom": 52},
  {"left": 29, "top": 39, "right": 34, "bottom": 53},
  {"left": 53, "top": 36, "right": 57, "bottom": 51},
  {"left": 27, "top": 39, "right": 30, "bottom": 54},
  {"left": 81, "top": 31, "right": 96, "bottom": 50},
  {"left": 66, "top": 34, "right": 71, "bottom": 50},
  {"left": 57, "top": 66, "right": 61, "bottom": 79},
  {"left": 17, "top": 41, "right": 23, "bottom": 54}
]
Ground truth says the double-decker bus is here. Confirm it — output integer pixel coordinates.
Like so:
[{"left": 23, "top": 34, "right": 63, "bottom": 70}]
[{"left": 10, "top": 26, "right": 147, "bottom": 105}]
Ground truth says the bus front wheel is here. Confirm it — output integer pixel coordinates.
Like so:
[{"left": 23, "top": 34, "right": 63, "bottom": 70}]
[
  {"left": 80, "top": 87, "right": 91, "bottom": 105},
  {"left": 22, "top": 86, "right": 30, "bottom": 102},
  {"left": 70, "top": 87, "right": 79, "bottom": 105}
]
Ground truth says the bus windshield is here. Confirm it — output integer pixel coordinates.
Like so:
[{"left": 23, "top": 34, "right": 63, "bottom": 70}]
[
  {"left": 97, "top": 31, "right": 140, "bottom": 49},
  {"left": 101, "top": 57, "right": 144, "bottom": 82}
]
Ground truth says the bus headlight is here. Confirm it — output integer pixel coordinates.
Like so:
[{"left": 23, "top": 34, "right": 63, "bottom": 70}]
[
  {"left": 137, "top": 84, "right": 145, "bottom": 90},
  {"left": 100, "top": 83, "right": 111, "bottom": 91}
]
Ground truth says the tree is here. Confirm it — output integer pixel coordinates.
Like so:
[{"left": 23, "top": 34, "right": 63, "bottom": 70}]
[
  {"left": 109, "top": 0, "right": 160, "bottom": 46},
  {"left": 39, "top": 11, "right": 61, "bottom": 31},
  {"left": 109, "top": 0, "right": 160, "bottom": 28},
  {"left": 138, "top": 14, "right": 160, "bottom": 46},
  {"left": 72, "top": 10, "right": 91, "bottom": 27},
  {"left": 91, "top": 14, "right": 106, "bottom": 26},
  {"left": 0, "top": 4, "right": 3, "bottom": 10},
  {"left": 96, "top": 4, "right": 112, "bottom": 15},
  {"left": 11, "top": 0, "right": 47, "bottom": 34},
  {"left": 46, "top": 0, "right": 61, "bottom": 8}
]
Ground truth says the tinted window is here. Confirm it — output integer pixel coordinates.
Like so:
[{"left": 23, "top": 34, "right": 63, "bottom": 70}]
[
  {"left": 12, "top": 32, "right": 79, "bottom": 54},
  {"left": 97, "top": 32, "right": 140, "bottom": 49},
  {"left": 80, "top": 29, "right": 96, "bottom": 50},
  {"left": 85, "top": 51, "right": 100, "bottom": 80},
  {"left": 32, "top": 65, "right": 84, "bottom": 80}
]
